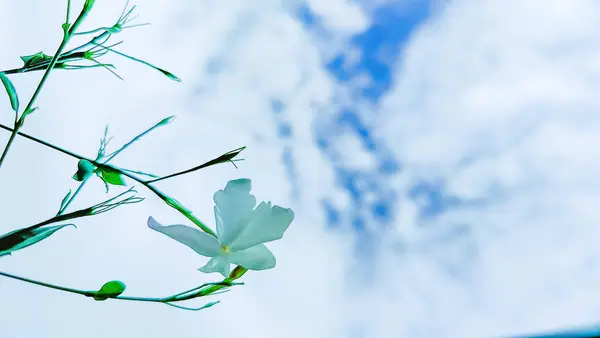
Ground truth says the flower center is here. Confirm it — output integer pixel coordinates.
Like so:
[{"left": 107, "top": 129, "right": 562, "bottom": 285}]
[{"left": 221, "top": 245, "right": 230, "bottom": 253}]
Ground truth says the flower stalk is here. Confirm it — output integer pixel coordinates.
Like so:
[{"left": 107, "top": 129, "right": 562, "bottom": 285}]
[
  {"left": 0, "top": 0, "right": 96, "bottom": 168},
  {"left": 0, "top": 0, "right": 293, "bottom": 314}
]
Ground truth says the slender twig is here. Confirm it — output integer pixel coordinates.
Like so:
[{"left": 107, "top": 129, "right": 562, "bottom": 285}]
[
  {"left": 145, "top": 147, "right": 245, "bottom": 184},
  {"left": 0, "top": 122, "right": 221, "bottom": 237},
  {"left": 65, "top": 0, "right": 71, "bottom": 26},
  {"left": 0, "top": 123, "right": 86, "bottom": 160},
  {"left": 0, "top": 271, "right": 94, "bottom": 297},
  {"left": 0, "top": 1, "right": 92, "bottom": 168},
  {"left": 0, "top": 270, "right": 236, "bottom": 308},
  {"left": 0, "top": 0, "right": 247, "bottom": 313},
  {"left": 11, "top": 188, "right": 141, "bottom": 236}
]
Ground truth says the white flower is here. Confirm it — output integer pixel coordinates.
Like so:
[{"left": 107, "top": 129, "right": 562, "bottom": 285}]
[{"left": 148, "top": 178, "right": 295, "bottom": 277}]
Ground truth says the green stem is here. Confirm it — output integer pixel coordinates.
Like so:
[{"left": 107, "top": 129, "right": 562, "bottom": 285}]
[
  {"left": 63, "top": 31, "right": 111, "bottom": 57},
  {"left": 58, "top": 179, "right": 87, "bottom": 215},
  {"left": 103, "top": 116, "right": 174, "bottom": 163},
  {"left": 0, "top": 1, "right": 87, "bottom": 169},
  {"left": 65, "top": 0, "right": 71, "bottom": 26},
  {"left": 0, "top": 39, "right": 68, "bottom": 168},
  {"left": 25, "top": 208, "right": 87, "bottom": 231},
  {"left": 0, "top": 67, "right": 26, "bottom": 75},
  {"left": 145, "top": 147, "right": 244, "bottom": 184},
  {"left": 16, "top": 194, "right": 127, "bottom": 235},
  {"left": 138, "top": 183, "right": 216, "bottom": 237},
  {"left": 0, "top": 122, "right": 216, "bottom": 237},
  {"left": 0, "top": 123, "right": 85, "bottom": 160},
  {"left": 0, "top": 47, "right": 104, "bottom": 76},
  {"left": 0, "top": 271, "right": 93, "bottom": 297},
  {"left": 0, "top": 270, "right": 228, "bottom": 306},
  {"left": 164, "top": 281, "right": 240, "bottom": 301}
]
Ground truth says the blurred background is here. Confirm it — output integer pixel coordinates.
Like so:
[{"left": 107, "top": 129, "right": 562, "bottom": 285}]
[{"left": 1, "top": 0, "right": 600, "bottom": 337}]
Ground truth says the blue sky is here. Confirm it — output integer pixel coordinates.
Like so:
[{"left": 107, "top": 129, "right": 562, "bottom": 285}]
[
  {"left": 2, "top": 0, "right": 600, "bottom": 337},
  {"left": 294, "top": 1, "right": 467, "bottom": 264},
  {"left": 297, "top": 1, "right": 433, "bottom": 235}
]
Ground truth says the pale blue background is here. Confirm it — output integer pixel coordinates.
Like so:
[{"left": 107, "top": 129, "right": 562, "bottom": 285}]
[{"left": 1, "top": 0, "right": 599, "bottom": 337}]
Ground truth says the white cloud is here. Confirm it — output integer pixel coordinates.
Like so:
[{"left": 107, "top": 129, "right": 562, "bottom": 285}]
[
  {"left": 304, "top": 0, "right": 370, "bottom": 34},
  {"left": 2, "top": 0, "right": 598, "bottom": 337},
  {"left": 375, "top": 0, "right": 600, "bottom": 336}
]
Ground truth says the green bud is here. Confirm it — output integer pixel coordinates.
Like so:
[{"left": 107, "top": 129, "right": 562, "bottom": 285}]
[
  {"left": 72, "top": 159, "right": 95, "bottom": 181},
  {"left": 227, "top": 266, "right": 248, "bottom": 281},
  {"left": 158, "top": 116, "right": 176, "bottom": 126},
  {"left": 93, "top": 280, "right": 126, "bottom": 301}
]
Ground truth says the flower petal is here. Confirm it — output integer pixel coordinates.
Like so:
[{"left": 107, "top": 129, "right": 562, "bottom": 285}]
[
  {"left": 148, "top": 216, "right": 221, "bottom": 257},
  {"left": 229, "top": 244, "right": 276, "bottom": 271},
  {"left": 198, "top": 256, "right": 231, "bottom": 277},
  {"left": 213, "top": 178, "right": 256, "bottom": 246},
  {"left": 228, "top": 202, "right": 294, "bottom": 251}
]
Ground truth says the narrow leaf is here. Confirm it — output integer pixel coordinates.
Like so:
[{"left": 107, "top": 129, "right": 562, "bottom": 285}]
[
  {"left": 93, "top": 280, "right": 126, "bottom": 301},
  {"left": 0, "top": 224, "right": 75, "bottom": 257},
  {"left": 0, "top": 72, "right": 19, "bottom": 112},
  {"left": 18, "top": 107, "right": 38, "bottom": 124},
  {"left": 164, "top": 300, "right": 220, "bottom": 311},
  {"left": 59, "top": 190, "right": 73, "bottom": 212}
]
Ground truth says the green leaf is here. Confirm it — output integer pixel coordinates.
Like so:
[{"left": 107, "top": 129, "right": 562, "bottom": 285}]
[
  {"left": 0, "top": 72, "right": 19, "bottom": 113},
  {"left": 0, "top": 224, "right": 75, "bottom": 257},
  {"left": 20, "top": 52, "right": 53, "bottom": 68},
  {"left": 17, "top": 107, "right": 38, "bottom": 125},
  {"left": 165, "top": 300, "right": 220, "bottom": 311},
  {"left": 72, "top": 159, "right": 96, "bottom": 181},
  {"left": 93, "top": 280, "right": 126, "bottom": 301},
  {"left": 200, "top": 301, "right": 220, "bottom": 309},
  {"left": 99, "top": 167, "right": 126, "bottom": 186},
  {"left": 21, "top": 107, "right": 37, "bottom": 119},
  {"left": 58, "top": 190, "right": 72, "bottom": 213}
]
